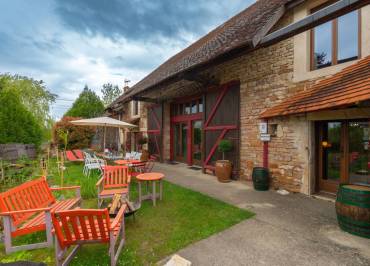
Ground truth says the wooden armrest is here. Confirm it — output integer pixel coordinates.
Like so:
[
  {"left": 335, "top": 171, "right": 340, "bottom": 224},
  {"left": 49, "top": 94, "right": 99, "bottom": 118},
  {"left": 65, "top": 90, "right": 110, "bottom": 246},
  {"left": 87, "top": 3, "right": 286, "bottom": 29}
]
[
  {"left": 96, "top": 177, "right": 104, "bottom": 187},
  {"left": 50, "top": 186, "right": 80, "bottom": 191},
  {"left": 110, "top": 204, "right": 127, "bottom": 230},
  {"left": 0, "top": 207, "right": 52, "bottom": 216}
]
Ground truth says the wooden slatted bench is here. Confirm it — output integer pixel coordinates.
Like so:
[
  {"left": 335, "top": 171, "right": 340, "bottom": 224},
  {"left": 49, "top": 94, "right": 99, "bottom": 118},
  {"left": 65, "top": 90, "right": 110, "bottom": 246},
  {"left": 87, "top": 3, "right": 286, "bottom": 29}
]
[{"left": 0, "top": 177, "right": 81, "bottom": 254}]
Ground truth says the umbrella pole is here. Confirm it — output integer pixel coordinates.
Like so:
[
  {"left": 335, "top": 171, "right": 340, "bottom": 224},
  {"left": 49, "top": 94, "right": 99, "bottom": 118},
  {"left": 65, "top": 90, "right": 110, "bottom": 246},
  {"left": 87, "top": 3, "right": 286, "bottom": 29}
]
[{"left": 103, "top": 126, "right": 106, "bottom": 151}]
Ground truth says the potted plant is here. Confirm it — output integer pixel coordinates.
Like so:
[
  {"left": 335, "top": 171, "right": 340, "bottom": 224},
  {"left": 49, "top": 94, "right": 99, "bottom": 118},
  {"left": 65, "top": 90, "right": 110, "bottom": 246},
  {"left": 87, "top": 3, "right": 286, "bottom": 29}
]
[
  {"left": 215, "top": 139, "right": 233, "bottom": 182},
  {"left": 137, "top": 136, "right": 149, "bottom": 161}
]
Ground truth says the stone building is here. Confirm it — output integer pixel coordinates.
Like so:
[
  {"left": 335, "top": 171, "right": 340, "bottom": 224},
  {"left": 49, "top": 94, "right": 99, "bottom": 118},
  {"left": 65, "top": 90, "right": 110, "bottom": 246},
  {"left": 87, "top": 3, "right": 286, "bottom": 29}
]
[
  {"left": 108, "top": 0, "right": 370, "bottom": 196},
  {"left": 107, "top": 88, "right": 148, "bottom": 152}
]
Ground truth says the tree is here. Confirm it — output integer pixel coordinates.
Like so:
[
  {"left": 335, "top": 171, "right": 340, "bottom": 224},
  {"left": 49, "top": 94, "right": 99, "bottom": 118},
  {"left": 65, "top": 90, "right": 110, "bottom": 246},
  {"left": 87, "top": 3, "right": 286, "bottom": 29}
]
[
  {"left": 0, "top": 74, "right": 56, "bottom": 140},
  {"left": 52, "top": 116, "right": 96, "bottom": 149},
  {"left": 101, "top": 83, "right": 122, "bottom": 107},
  {"left": 65, "top": 85, "right": 104, "bottom": 118},
  {"left": 0, "top": 88, "right": 43, "bottom": 147}
]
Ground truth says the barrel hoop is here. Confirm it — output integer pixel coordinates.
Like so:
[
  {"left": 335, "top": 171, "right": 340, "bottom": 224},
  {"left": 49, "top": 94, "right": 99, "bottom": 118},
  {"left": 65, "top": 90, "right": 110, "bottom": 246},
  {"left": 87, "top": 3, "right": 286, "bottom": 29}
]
[
  {"left": 337, "top": 215, "right": 370, "bottom": 239},
  {"left": 337, "top": 189, "right": 370, "bottom": 208}
]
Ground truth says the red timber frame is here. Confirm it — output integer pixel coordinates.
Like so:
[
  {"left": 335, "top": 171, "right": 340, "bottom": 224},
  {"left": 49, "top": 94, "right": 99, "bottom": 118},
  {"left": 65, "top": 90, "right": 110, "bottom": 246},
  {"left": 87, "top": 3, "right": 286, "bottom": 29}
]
[
  {"left": 147, "top": 104, "right": 163, "bottom": 162},
  {"left": 170, "top": 94, "right": 203, "bottom": 165},
  {"left": 203, "top": 80, "right": 240, "bottom": 175}
]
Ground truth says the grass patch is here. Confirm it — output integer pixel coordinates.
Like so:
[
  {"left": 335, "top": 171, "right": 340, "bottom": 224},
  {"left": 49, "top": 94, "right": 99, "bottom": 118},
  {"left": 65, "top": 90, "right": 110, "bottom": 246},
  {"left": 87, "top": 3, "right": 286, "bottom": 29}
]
[{"left": 0, "top": 160, "right": 254, "bottom": 265}]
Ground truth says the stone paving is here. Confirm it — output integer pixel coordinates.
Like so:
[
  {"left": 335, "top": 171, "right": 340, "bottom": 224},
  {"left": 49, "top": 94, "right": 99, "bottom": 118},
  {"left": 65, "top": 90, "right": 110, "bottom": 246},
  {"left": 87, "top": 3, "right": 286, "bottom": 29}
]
[{"left": 155, "top": 163, "right": 370, "bottom": 266}]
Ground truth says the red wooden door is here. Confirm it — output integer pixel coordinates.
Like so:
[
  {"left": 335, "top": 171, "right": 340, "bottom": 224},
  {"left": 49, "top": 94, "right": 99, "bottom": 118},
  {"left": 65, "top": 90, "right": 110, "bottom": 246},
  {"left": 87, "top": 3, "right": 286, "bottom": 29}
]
[
  {"left": 147, "top": 104, "right": 163, "bottom": 161},
  {"left": 204, "top": 81, "right": 240, "bottom": 178}
]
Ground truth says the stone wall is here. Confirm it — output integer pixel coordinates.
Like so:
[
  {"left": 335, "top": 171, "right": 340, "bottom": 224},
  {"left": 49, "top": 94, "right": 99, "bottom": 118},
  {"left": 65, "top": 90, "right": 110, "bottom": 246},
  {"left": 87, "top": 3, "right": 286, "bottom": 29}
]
[{"left": 206, "top": 9, "right": 322, "bottom": 193}]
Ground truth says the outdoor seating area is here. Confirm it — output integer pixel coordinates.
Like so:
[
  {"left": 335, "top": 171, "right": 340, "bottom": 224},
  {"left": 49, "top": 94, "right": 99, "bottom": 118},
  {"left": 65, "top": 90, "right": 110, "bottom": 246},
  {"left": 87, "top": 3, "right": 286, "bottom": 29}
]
[{"left": 0, "top": 150, "right": 251, "bottom": 265}]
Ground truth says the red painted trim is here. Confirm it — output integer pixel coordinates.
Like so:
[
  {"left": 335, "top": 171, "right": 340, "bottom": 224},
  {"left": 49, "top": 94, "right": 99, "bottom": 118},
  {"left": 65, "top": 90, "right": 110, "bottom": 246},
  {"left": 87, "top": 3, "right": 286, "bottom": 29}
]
[
  {"left": 154, "top": 135, "right": 161, "bottom": 159},
  {"left": 204, "top": 85, "right": 229, "bottom": 127},
  {"left": 170, "top": 124, "right": 174, "bottom": 161},
  {"left": 204, "top": 128, "right": 228, "bottom": 166},
  {"left": 263, "top": 141, "right": 269, "bottom": 168},
  {"left": 171, "top": 113, "right": 202, "bottom": 123},
  {"left": 187, "top": 120, "right": 192, "bottom": 165},
  {"left": 204, "top": 125, "right": 237, "bottom": 131}
]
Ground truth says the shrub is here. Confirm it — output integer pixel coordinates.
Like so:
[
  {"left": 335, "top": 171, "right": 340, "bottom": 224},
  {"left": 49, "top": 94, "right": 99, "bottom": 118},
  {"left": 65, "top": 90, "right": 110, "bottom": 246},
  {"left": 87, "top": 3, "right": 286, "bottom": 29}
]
[
  {"left": 218, "top": 139, "right": 233, "bottom": 160},
  {"left": 0, "top": 89, "right": 43, "bottom": 147},
  {"left": 52, "top": 116, "right": 96, "bottom": 150}
]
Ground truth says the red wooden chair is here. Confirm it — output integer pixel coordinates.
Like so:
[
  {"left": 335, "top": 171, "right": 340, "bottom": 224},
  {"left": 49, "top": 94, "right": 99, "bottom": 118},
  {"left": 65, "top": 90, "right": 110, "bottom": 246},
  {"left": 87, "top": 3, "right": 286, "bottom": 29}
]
[
  {"left": 131, "top": 158, "right": 156, "bottom": 178},
  {"left": 0, "top": 177, "right": 81, "bottom": 254},
  {"left": 73, "top": 149, "right": 84, "bottom": 160},
  {"left": 52, "top": 206, "right": 126, "bottom": 266},
  {"left": 96, "top": 166, "right": 131, "bottom": 207},
  {"left": 65, "top": 150, "right": 83, "bottom": 162}
]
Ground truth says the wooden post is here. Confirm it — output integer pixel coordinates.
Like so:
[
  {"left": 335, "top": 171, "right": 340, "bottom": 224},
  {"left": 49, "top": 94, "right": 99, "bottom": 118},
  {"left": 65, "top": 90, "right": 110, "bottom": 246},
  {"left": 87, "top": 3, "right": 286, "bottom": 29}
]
[{"left": 60, "top": 151, "right": 64, "bottom": 187}]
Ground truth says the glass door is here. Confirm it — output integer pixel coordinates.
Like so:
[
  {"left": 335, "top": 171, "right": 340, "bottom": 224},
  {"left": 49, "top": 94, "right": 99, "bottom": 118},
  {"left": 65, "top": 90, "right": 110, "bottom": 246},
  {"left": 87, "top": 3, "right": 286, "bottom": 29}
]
[
  {"left": 174, "top": 123, "right": 187, "bottom": 163},
  {"left": 348, "top": 121, "right": 370, "bottom": 185},
  {"left": 318, "top": 121, "right": 345, "bottom": 193},
  {"left": 192, "top": 120, "right": 202, "bottom": 166},
  {"left": 317, "top": 119, "right": 370, "bottom": 193}
]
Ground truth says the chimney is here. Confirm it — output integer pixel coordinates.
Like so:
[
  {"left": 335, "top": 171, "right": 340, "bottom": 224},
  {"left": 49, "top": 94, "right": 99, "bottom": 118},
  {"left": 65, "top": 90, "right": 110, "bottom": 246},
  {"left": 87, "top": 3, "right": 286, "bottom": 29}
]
[{"left": 123, "top": 79, "right": 131, "bottom": 93}]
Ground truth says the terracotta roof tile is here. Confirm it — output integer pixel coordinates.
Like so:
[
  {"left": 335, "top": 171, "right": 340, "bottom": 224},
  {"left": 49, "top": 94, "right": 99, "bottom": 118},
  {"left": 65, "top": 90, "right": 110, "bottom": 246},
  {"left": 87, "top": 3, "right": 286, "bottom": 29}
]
[
  {"left": 112, "top": 0, "right": 291, "bottom": 106},
  {"left": 260, "top": 56, "right": 370, "bottom": 118}
]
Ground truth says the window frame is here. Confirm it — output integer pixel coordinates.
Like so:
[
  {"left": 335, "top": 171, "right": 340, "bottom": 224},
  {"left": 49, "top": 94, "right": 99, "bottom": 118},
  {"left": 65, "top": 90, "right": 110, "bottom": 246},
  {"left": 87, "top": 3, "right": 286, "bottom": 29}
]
[
  {"left": 132, "top": 100, "right": 140, "bottom": 117},
  {"left": 310, "top": 5, "right": 361, "bottom": 71}
]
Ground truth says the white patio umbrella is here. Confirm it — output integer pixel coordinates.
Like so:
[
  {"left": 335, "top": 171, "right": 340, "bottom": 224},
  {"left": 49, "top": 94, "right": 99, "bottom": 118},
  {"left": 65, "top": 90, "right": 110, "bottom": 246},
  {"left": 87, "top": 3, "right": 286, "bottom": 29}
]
[{"left": 71, "top": 116, "right": 137, "bottom": 150}]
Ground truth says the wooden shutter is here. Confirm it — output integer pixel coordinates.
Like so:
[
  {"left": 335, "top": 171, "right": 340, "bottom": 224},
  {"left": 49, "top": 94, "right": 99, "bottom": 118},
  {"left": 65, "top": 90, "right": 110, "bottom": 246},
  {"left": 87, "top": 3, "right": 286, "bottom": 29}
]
[
  {"left": 147, "top": 104, "right": 163, "bottom": 161},
  {"left": 204, "top": 81, "right": 240, "bottom": 178}
]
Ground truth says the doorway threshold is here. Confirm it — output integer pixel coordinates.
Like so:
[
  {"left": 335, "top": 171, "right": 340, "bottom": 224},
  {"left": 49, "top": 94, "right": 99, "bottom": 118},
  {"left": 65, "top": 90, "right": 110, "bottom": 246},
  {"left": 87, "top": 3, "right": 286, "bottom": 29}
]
[
  {"left": 188, "top": 166, "right": 202, "bottom": 171},
  {"left": 312, "top": 191, "right": 336, "bottom": 203}
]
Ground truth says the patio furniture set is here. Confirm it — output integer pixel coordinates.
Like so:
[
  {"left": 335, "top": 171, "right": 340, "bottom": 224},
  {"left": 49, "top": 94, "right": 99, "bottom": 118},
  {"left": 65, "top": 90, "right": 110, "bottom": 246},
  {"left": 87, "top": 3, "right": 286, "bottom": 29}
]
[{"left": 0, "top": 151, "right": 164, "bottom": 266}]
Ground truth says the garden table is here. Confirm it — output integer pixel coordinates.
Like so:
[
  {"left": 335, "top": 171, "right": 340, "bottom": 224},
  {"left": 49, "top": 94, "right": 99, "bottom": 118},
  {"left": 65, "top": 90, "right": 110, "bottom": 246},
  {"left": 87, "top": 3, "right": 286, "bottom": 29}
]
[
  {"left": 136, "top": 172, "right": 164, "bottom": 206},
  {"left": 114, "top": 159, "right": 144, "bottom": 166}
]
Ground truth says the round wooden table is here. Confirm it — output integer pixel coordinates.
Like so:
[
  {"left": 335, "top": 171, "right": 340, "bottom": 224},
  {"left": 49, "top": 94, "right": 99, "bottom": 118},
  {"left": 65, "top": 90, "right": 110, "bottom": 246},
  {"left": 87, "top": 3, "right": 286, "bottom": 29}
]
[
  {"left": 136, "top": 172, "right": 164, "bottom": 206},
  {"left": 114, "top": 159, "right": 142, "bottom": 166}
]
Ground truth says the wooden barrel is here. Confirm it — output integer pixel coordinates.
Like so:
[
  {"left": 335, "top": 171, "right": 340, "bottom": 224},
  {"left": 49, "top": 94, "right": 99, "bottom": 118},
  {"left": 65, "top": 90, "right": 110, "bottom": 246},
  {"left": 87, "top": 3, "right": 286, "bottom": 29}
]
[
  {"left": 336, "top": 184, "right": 370, "bottom": 239},
  {"left": 252, "top": 167, "right": 269, "bottom": 191}
]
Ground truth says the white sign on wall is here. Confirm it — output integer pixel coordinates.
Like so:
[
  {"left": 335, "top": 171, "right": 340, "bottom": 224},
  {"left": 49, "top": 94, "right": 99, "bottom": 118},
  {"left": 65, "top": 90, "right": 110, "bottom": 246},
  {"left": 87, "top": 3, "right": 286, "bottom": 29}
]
[
  {"left": 260, "top": 133, "right": 271, "bottom": 142},
  {"left": 259, "top": 122, "right": 268, "bottom": 134}
]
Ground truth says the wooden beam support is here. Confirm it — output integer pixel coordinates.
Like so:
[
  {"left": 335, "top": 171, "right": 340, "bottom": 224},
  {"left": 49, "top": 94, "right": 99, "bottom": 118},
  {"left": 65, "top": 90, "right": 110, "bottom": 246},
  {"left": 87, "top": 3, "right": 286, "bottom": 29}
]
[
  {"left": 182, "top": 72, "right": 219, "bottom": 87},
  {"left": 260, "top": 0, "right": 370, "bottom": 46},
  {"left": 132, "top": 96, "right": 159, "bottom": 103}
]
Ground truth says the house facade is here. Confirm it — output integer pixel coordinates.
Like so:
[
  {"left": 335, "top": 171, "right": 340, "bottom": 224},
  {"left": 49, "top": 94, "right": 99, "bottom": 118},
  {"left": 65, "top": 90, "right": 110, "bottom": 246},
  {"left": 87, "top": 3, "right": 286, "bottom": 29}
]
[
  {"left": 107, "top": 89, "right": 148, "bottom": 152},
  {"left": 109, "top": 0, "right": 370, "bottom": 195}
]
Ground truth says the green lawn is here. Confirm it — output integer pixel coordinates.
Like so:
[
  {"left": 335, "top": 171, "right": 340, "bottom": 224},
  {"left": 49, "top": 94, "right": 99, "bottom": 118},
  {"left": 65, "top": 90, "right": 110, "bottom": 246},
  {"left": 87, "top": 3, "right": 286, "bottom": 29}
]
[{"left": 0, "top": 160, "right": 254, "bottom": 265}]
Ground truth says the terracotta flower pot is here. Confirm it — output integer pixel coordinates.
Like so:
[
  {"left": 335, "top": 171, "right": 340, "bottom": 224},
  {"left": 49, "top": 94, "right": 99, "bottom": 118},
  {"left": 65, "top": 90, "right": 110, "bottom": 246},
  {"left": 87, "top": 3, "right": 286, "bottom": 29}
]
[
  {"left": 215, "top": 160, "right": 232, "bottom": 182},
  {"left": 140, "top": 149, "right": 149, "bottom": 161}
]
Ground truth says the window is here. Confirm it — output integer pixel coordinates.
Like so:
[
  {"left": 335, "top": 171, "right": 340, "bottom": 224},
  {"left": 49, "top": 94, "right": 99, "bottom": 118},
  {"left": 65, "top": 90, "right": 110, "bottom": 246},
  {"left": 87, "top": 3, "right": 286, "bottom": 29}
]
[
  {"left": 171, "top": 97, "right": 204, "bottom": 116},
  {"left": 132, "top": 100, "right": 139, "bottom": 116},
  {"left": 311, "top": 8, "right": 360, "bottom": 70}
]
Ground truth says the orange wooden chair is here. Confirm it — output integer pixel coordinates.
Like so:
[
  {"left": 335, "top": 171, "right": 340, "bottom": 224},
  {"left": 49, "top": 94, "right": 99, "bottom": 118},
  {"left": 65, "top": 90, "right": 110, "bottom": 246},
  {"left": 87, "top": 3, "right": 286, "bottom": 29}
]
[
  {"left": 65, "top": 150, "right": 83, "bottom": 162},
  {"left": 0, "top": 177, "right": 81, "bottom": 254},
  {"left": 52, "top": 206, "right": 126, "bottom": 266},
  {"left": 72, "top": 149, "right": 84, "bottom": 160},
  {"left": 96, "top": 166, "right": 131, "bottom": 207}
]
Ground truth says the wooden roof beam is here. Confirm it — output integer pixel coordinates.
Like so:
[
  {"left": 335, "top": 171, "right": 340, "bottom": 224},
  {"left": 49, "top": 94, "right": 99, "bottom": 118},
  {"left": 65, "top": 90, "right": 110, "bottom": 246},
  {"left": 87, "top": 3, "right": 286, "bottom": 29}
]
[
  {"left": 132, "top": 96, "right": 160, "bottom": 103},
  {"left": 260, "top": 0, "right": 370, "bottom": 46}
]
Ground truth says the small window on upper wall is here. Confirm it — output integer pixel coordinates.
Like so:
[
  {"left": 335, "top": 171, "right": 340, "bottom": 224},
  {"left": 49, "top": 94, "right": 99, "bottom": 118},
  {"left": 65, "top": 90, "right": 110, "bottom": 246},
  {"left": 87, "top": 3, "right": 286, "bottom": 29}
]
[
  {"left": 132, "top": 100, "right": 139, "bottom": 116},
  {"left": 311, "top": 7, "right": 360, "bottom": 70}
]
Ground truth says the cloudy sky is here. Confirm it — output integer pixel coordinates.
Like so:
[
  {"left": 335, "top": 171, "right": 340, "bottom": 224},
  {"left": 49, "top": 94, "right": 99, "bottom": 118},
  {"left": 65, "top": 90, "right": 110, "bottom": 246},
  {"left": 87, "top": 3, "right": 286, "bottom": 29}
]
[{"left": 0, "top": 0, "right": 254, "bottom": 119}]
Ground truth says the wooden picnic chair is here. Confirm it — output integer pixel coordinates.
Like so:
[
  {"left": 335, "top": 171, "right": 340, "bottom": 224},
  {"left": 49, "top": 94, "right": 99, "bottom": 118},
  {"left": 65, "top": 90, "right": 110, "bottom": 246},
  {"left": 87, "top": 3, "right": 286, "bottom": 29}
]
[
  {"left": 96, "top": 166, "right": 131, "bottom": 208},
  {"left": 65, "top": 150, "right": 83, "bottom": 162},
  {"left": 73, "top": 149, "right": 84, "bottom": 160},
  {"left": 0, "top": 177, "right": 81, "bottom": 254},
  {"left": 52, "top": 206, "right": 126, "bottom": 266},
  {"left": 131, "top": 157, "right": 156, "bottom": 178}
]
